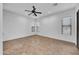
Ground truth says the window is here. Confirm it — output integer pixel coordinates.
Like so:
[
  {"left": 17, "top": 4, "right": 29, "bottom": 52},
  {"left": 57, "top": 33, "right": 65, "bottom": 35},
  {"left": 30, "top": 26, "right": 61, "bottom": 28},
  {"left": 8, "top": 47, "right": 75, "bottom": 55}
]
[{"left": 61, "top": 16, "right": 72, "bottom": 35}]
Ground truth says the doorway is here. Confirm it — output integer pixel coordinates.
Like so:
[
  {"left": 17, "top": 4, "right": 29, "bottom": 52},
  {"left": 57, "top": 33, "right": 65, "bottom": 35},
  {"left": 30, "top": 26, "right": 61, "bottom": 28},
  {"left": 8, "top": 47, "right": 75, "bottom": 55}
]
[{"left": 77, "top": 10, "right": 79, "bottom": 48}]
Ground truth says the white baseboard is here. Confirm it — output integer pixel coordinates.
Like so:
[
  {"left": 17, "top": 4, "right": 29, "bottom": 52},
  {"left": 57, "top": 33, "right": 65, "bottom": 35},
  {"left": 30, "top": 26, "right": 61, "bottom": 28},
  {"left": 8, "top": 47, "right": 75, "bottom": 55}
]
[
  {"left": 3, "top": 33, "right": 76, "bottom": 45},
  {"left": 3, "top": 34, "right": 34, "bottom": 41},
  {"left": 38, "top": 34, "right": 75, "bottom": 44}
]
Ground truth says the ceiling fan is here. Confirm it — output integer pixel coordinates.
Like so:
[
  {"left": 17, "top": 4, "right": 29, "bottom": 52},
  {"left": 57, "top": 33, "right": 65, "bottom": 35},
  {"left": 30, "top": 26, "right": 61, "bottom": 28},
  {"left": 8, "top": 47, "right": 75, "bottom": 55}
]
[{"left": 25, "top": 5, "right": 42, "bottom": 16}]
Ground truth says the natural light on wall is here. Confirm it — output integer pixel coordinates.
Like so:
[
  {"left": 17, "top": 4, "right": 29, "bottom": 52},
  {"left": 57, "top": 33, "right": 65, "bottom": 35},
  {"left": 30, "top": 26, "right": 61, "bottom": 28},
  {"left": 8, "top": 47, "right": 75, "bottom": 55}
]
[
  {"left": 42, "top": 16, "right": 57, "bottom": 24},
  {"left": 17, "top": 16, "right": 27, "bottom": 24}
]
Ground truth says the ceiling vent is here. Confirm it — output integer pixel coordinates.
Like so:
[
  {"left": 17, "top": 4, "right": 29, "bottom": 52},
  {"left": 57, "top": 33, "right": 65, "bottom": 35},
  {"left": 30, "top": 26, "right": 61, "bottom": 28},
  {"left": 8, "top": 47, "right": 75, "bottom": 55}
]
[{"left": 53, "top": 3, "right": 58, "bottom": 6}]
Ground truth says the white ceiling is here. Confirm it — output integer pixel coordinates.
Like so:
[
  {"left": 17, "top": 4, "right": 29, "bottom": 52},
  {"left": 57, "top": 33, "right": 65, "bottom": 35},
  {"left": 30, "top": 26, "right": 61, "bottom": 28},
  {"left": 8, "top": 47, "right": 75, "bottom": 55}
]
[{"left": 3, "top": 3, "right": 77, "bottom": 19}]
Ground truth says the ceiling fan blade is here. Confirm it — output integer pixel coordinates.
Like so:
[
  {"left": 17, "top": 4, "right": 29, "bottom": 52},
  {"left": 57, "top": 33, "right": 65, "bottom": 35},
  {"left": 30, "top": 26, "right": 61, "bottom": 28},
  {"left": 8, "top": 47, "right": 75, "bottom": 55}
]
[
  {"left": 28, "top": 13, "right": 33, "bottom": 15},
  {"left": 25, "top": 10, "right": 31, "bottom": 12},
  {"left": 35, "top": 12, "right": 42, "bottom": 14},
  {"left": 34, "top": 13, "right": 37, "bottom": 16}
]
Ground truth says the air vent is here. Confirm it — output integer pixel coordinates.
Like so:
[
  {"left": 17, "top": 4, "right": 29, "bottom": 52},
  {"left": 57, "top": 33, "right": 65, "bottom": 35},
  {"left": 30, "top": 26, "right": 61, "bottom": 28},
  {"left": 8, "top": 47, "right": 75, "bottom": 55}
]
[{"left": 53, "top": 3, "right": 58, "bottom": 6}]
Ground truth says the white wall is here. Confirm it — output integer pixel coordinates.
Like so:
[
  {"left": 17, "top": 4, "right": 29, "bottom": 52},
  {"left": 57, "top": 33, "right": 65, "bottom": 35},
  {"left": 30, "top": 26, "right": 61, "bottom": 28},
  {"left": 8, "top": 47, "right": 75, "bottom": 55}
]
[
  {"left": 0, "top": 3, "right": 3, "bottom": 55},
  {"left": 39, "top": 8, "right": 76, "bottom": 43},
  {"left": 3, "top": 6, "right": 77, "bottom": 44},
  {"left": 3, "top": 10, "right": 34, "bottom": 41}
]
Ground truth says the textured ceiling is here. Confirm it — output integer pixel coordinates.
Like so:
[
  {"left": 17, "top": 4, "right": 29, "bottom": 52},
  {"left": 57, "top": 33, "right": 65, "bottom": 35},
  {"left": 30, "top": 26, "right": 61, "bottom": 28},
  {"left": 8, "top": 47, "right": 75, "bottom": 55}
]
[{"left": 3, "top": 3, "right": 77, "bottom": 19}]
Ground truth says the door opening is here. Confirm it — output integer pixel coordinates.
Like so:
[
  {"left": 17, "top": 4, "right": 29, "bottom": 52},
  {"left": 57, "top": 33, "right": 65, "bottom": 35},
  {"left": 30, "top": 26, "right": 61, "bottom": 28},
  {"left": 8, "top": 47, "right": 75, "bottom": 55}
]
[{"left": 77, "top": 10, "right": 79, "bottom": 48}]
